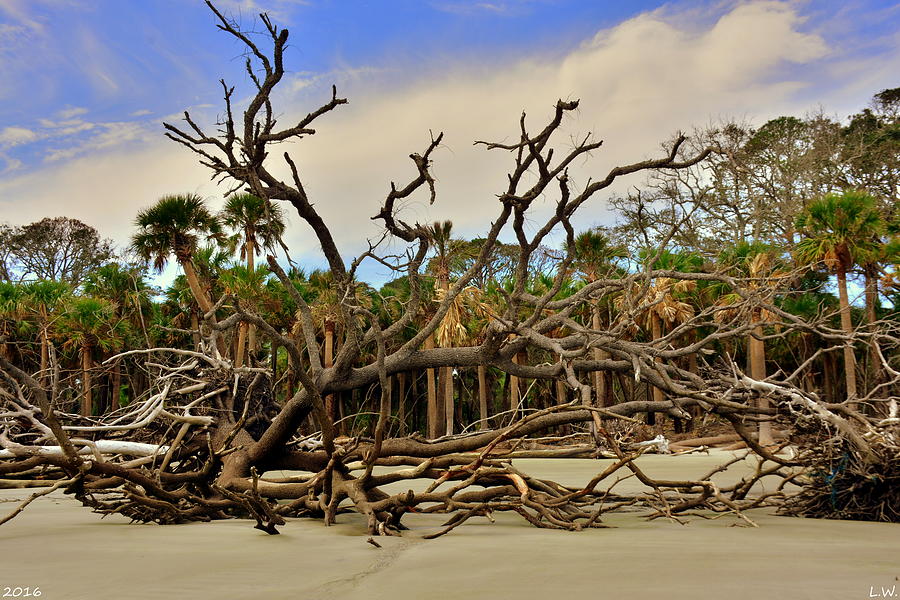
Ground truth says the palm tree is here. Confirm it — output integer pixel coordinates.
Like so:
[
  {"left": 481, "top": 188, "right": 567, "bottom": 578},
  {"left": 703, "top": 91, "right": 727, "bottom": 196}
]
[
  {"left": 220, "top": 263, "right": 272, "bottom": 365},
  {"left": 83, "top": 263, "right": 154, "bottom": 406},
  {"left": 220, "top": 193, "right": 286, "bottom": 366},
  {"left": 57, "top": 296, "right": 126, "bottom": 415},
  {"left": 377, "top": 275, "right": 428, "bottom": 434},
  {"left": 716, "top": 242, "right": 787, "bottom": 444},
  {"left": 163, "top": 275, "right": 202, "bottom": 351},
  {"left": 131, "top": 194, "right": 226, "bottom": 356},
  {"left": 21, "top": 280, "right": 71, "bottom": 384},
  {"left": 434, "top": 285, "right": 491, "bottom": 435},
  {"left": 264, "top": 267, "right": 309, "bottom": 402},
  {"left": 527, "top": 272, "right": 580, "bottom": 411},
  {"left": 620, "top": 249, "right": 701, "bottom": 425},
  {"left": 426, "top": 220, "right": 455, "bottom": 438},
  {"left": 571, "top": 229, "right": 627, "bottom": 408},
  {"left": 304, "top": 269, "right": 371, "bottom": 431},
  {"left": 83, "top": 263, "right": 153, "bottom": 336},
  {"left": 795, "top": 190, "right": 883, "bottom": 407},
  {"left": 0, "top": 282, "right": 24, "bottom": 363},
  {"left": 860, "top": 228, "right": 900, "bottom": 395}
]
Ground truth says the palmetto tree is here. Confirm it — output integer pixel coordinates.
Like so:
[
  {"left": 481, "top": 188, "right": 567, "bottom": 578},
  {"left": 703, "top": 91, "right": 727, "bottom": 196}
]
[
  {"left": 571, "top": 229, "right": 627, "bottom": 408},
  {"left": 221, "top": 194, "right": 286, "bottom": 366},
  {"left": 716, "top": 242, "right": 787, "bottom": 444},
  {"left": 794, "top": 190, "right": 883, "bottom": 406},
  {"left": 21, "top": 280, "right": 71, "bottom": 384},
  {"left": 220, "top": 263, "right": 272, "bottom": 364},
  {"left": 304, "top": 269, "right": 372, "bottom": 430},
  {"left": 620, "top": 249, "right": 701, "bottom": 425},
  {"left": 0, "top": 282, "right": 24, "bottom": 363},
  {"left": 83, "top": 263, "right": 153, "bottom": 335},
  {"left": 83, "top": 263, "right": 154, "bottom": 405},
  {"left": 426, "top": 220, "right": 455, "bottom": 438},
  {"left": 434, "top": 285, "right": 492, "bottom": 435},
  {"left": 57, "top": 296, "right": 126, "bottom": 415},
  {"left": 161, "top": 275, "right": 202, "bottom": 350},
  {"left": 131, "top": 194, "right": 226, "bottom": 355},
  {"left": 526, "top": 272, "right": 580, "bottom": 416}
]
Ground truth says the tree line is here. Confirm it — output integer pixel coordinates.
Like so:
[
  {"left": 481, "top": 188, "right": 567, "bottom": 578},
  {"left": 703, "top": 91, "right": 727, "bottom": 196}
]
[{"left": 1, "top": 85, "right": 897, "bottom": 440}]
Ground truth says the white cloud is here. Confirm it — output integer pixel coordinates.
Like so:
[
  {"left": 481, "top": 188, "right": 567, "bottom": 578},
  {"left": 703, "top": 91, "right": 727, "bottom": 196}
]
[
  {"left": 57, "top": 106, "right": 88, "bottom": 119},
  {"left": 0, "top": 139, "right": 211, "bottom": 248},
  {"left": 0, "top": 2, "right": 896, "bottom": 281},
  {"left": 131, "top": 109, "right": 153, "bottom": 117},
  {"left": 213, "top": 0, "right": 312, "bottom": 23},
  {"left": 259, "top": 1, "right": 836, "bottom": 259},
  {"left": 43, "top": 122, "right": 150, "bottom": 162},
  {"left": 431, "top": 0, "right": 547, "bottom": 17},
  {"left": 0, "top": 126, "right": 37, "bottom": 148},
  {"left": 0, "top": 0, "right": 46, "bottom": 34},
  {"left": 0, "top": 155, "right": 23, "bottom": 174}
]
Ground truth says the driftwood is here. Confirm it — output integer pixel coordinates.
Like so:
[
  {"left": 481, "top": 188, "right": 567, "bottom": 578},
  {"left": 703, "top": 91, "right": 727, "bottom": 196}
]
[{"left": 2, "top": 1, "right": 899, "bottom": 536}]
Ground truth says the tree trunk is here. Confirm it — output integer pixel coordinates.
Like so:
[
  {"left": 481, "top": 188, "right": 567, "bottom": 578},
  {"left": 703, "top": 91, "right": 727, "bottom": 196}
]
[
  {"left": 234, "top": 236, "right": 257, "bottom": 368},
  {"left": 235, "top": 318, "right": 248, "bottom": 367},
  {"left": 555, "top": 378, "right": 567, "bottom": 406},
  {"left": 648, "top": 312, "right": 663, "bottom": 426},
  {"left": 864, "top": 264, "right": 879, "bottom": 401},
  {"left": 749, "top": 314, "right": 774, "bottom": 445},
  {"left": 270, "top": 341, "right": 278, "bottom": 381},
  {"left": 822, "top": 352, "right": 835, "bottom": 403},
  {"left": 324, "top": 320, "right": 336, "bottom": 430},
  {"left": 40, "top": 328, "right": 50, "bottom": 386},
  {"left": 410, "top": 369, "right": 420, "bottom": 433},
  {"left": 438, "top": 272, "right": 452, "bottom": 437},
  {"left": 836, "top": 267, "right": 858, "bottom": 408},
  {"left": 81, "top": 344, "right": 92, "bottom": 416},
  {"left": 425, "top": 335, "right": 440, "bottom": 439},
  {"left": 442, "top": 366, "right": 454, "bottom": 436},
  {"left": 685, "top": 351, "right": 699, "bottom": 432},
  {"left": 397, "top": 371, "right": 407, "bottom": 436},
  {"left": 181, "top": 258, "right": 226, "bottom": 357},
  {"left": 477, "top": 364, "right": 489, "bottom": 430},
  {"left": 246, "top": 237, "right": 257, "bottom": 364},
  {"left": 111, "top": 358, "right": 122, "bottom": 412},
  {"left": 190, "top": 311, "right": 201, "bottom": 352},
  {"left": 591, "top": 305, "right": 611, "bottom": 408},
  {"left": 510, "top": 351, "right": 520, "bottom": 420}
]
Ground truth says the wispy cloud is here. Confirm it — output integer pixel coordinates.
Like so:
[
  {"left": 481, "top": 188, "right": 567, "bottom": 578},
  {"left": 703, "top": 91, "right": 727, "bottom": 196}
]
[
  {"left": 0, "top": 0, "right": 46, "bottom": 34},
  {"left": 43, "top": 122, "right": 150, "bottom": 162},
  {"left": 38, "top": 119, "right": 95, "bottom": 136},
  {"left": 213, "top": 0, "right": 312, "bottom": 23},
  {"left": 1, "top": 108, "right": 156, "bottom": 165},
  {"left": 0, "top": 1, "right": 895, "bottom": 275},
  {"left": 0, "top": 155, "right": 23, "bottom": 174},
  {"left": 0, "top": 126, "right": 38, "bottom": 148},
  {"left": 57, "top": 106, "right": 88, "bottom": 119},
  {"left": 431, "top": 0, "right": 548, "bottom": 17}
]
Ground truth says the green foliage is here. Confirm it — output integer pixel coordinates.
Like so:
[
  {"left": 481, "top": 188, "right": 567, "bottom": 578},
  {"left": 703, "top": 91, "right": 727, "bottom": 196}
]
[
  {"left": 220, "top": 193, "right": 287, "bottom": 261},
  {"left": 131, "top": 194, "right": 225, "bottom": 272},
  {"left": 794, "top": 190, "right": 884, "bottom": 273},
  {"left": 57, "top": 296, "right": 127, "bottom": 353}
]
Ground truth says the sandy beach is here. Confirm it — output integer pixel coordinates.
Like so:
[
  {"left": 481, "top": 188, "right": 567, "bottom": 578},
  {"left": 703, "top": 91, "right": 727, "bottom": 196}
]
[{"left": 1, "top": 452, "right": 896, "bottom": 600}]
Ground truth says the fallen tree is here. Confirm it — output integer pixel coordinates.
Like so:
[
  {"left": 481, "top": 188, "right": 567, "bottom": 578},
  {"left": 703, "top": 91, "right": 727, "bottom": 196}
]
[{"left": 2, "top": 1, "right": 898, "bottom": 535}]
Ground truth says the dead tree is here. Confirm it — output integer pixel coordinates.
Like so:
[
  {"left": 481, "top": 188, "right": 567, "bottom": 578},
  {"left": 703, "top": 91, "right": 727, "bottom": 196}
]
[{"left": 2, "top": 1, "right": 898, "bottom": 535}]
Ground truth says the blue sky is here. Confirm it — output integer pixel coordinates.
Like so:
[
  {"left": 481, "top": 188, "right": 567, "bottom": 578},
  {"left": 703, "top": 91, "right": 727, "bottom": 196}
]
[{"left": 1, "top": 0, "right": 899, "bottom": 284}]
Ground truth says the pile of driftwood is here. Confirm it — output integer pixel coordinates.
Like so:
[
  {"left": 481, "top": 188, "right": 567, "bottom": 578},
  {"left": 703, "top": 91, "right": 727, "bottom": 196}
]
[{"left": 780, "top": 402, "right": 899, "bottom": 522}]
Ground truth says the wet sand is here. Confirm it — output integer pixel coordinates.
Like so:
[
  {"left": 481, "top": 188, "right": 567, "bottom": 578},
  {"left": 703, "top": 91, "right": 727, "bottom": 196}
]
[{"left": 1, "top": 452, "right": 897, "bottom": 600}]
